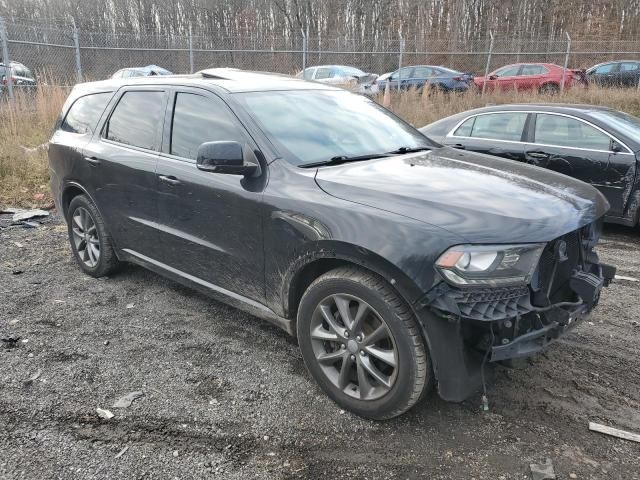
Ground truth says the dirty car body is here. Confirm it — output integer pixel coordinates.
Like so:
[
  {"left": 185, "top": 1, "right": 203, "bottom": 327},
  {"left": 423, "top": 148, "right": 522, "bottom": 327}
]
[
  {"left": 420, "top": 104, "right": 640, "bottom": 228},
  {"left": 48, "top": 70, "right": 614, "bottom": 417}
]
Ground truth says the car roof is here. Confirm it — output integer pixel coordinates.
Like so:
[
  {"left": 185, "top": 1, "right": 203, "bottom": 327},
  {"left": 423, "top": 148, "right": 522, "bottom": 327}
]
[
  {"left": 453, "top": 103, "right": 616, "bottom": 115},
  {"left": 306, "top": 65, "right": 362, "bottom": 70},
  {"left": 73, "top": 68, "right": 342, "bottom": 94}
]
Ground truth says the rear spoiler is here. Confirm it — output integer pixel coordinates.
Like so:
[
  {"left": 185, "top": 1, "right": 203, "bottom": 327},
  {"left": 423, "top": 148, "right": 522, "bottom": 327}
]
[{"left": 352, "top": 73, "right": 378, "bottom": 84}]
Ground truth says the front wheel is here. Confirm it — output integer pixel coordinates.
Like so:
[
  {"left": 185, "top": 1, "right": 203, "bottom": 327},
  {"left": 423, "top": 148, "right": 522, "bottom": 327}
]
[{"left": 297, "top": 267, "right": 431, "bottom": 420}]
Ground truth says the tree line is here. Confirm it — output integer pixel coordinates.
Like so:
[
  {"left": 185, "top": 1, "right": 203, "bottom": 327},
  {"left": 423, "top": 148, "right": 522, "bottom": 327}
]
[{"left": 1, "top": 0, "right": 639, "bottom": 43}]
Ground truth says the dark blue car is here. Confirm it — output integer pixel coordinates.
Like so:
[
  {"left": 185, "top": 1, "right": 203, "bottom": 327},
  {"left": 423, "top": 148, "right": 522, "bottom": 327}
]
[{"left": 375, "top": 65, "right": 473, "bottom": 93}]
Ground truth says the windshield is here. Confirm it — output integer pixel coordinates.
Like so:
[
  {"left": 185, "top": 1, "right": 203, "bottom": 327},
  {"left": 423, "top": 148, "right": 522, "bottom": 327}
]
[
  {"left": 236, "top": 90, "right": 434, "bottom": 166},
  {"left": 589, "top": 110, "right": 640, "bottom": 144}
]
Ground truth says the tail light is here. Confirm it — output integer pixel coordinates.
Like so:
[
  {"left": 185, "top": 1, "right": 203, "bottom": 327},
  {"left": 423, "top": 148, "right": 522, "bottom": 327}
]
[
  {"left": 452, "top": 76, "right": 462, "bottom": 81},
  {"left": 2, "top": 76, "right": 17, "bottom": 85}
]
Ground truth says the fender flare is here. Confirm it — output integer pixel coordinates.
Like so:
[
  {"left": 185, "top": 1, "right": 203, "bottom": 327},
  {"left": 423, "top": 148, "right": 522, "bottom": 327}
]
[{"left": 280, "top": 240, "right": 425, "bottom": 321}]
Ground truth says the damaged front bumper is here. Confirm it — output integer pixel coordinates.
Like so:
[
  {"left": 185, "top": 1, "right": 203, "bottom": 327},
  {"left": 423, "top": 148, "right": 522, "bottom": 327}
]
[{"left": 417, "top": 223, "right": 616, "bottom": 402}]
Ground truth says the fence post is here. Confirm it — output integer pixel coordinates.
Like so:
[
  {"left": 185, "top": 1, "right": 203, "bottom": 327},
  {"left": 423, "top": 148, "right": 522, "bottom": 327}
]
[
  {"left": 71, "top": 18, "right": 82, "bottom": 83},
  {"left": 397, "top": 31, "right": 404, "bottom": 91},
  {"left": 560, "top": 32, "right": 571, "bottom": 94},
  {"left": 189, "top": 26, "right": 194, "bottom": 73},
  {"left": 301, "top": 27, "right": 307, "bottom": 71},
  {"left": 482, "top": 31, "right": 494, "bottom": 96},
  {"left": 0, "top": 16, "right": 13, "bottom": 100}
]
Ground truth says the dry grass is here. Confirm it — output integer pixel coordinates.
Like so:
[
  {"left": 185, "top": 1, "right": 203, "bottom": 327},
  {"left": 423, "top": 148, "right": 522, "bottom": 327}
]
[
  {"left": 1, "top": 83, "right": 639, "bottom": 209},
  {"left": 386, "top": 85, "right": 640, "bottom": 128},
  {"left": 0, "top": 85, "right": 68, "bottom": 209}
]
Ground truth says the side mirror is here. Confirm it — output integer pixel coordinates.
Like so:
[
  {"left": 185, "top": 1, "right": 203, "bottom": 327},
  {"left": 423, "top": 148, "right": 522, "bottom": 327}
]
[
  {"left": 196, "top": 141, "right": 262, "bottom": 177},
  {"left": 489, "top": 75, "right": 497, "bottom": 80}
]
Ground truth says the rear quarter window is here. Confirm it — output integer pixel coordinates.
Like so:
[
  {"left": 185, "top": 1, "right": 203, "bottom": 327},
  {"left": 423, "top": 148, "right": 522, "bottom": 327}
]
[
  {"left": 61, "top": 92, "right": 114, "bottom": 135},
  {"left": 104, "top": 91, "right": 165, "bottom": 150}
]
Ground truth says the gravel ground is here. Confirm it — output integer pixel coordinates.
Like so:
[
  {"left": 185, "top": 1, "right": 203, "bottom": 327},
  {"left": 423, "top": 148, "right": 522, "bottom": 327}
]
[{"left": 1, "top": 213, "right": 639, "bottom": 480}]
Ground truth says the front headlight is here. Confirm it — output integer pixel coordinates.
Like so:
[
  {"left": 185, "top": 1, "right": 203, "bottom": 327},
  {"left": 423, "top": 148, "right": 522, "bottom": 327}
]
[{"left": 435, "top": 243, "right": 545, "bottom": 287}]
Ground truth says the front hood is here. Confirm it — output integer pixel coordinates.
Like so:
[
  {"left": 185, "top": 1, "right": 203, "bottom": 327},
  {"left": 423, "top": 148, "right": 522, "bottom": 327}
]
[{"left": 315, "top": 148, "right": 609, "bottom": 244}]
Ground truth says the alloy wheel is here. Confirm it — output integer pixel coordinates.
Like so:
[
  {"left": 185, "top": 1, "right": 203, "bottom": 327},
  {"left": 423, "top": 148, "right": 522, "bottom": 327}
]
[
  {"left": 310, "top": 294, "right": 398, "bottom": 401},
  {"left": 71, "top": 207, "right": 100, "bottom": 268}
]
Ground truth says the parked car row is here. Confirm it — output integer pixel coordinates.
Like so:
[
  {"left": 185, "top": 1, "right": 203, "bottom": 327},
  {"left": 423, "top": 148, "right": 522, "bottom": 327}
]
[{"left": 299, "top": 59, "right": 640, "bottom": 95}]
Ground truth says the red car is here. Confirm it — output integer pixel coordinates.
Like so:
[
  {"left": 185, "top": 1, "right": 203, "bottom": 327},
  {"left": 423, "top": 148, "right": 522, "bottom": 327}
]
[{"left": 474, "top": 63, "right": 587, "bottom": 93}]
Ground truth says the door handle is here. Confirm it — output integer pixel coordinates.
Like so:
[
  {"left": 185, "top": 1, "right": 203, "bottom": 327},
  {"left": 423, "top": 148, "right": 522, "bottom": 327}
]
[
  {"left": 84, "top": 156, "right": 101, "bottom": 166},
  {"left": 158, "top": 175, "right": 181, "bottom": 186},
  {"left": 527, "top": 151, "right": 550, "bottom": 159}
]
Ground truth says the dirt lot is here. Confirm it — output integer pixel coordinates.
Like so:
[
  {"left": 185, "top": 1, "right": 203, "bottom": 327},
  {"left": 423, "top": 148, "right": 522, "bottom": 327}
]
[{"left": 1, "top": 213, "right": 639, "bottom": 480}]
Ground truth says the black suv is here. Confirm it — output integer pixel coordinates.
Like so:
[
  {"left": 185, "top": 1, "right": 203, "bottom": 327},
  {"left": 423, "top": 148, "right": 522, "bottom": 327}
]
[{"left": 49, "top": 69, "right": 614, "bottom": 419}]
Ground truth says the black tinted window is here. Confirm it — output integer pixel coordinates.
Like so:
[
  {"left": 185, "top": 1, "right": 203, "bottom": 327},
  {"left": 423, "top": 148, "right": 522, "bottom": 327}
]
[
  {"left": 61, "top": 92, "right": 113, "bottom": 135},
  {"left": 106, "top": 91, "right": 165, "bottom": 150},
  {"left": 171, "top": 93, "right": 244, "bottom": 159},
  {"left": 469, "top": 113, "right": 528, "bottom": 141},
  {"left": 535, "top": 114, "right": 611, "bottom": 150}
]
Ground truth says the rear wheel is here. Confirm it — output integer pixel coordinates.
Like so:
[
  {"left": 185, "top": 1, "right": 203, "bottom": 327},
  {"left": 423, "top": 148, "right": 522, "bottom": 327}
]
[
  {"left": 67, "top": 194, "right": 120, "bottom": 277},
  {"left": 297, "top": 266, "right": 430, "bottom": 420}
]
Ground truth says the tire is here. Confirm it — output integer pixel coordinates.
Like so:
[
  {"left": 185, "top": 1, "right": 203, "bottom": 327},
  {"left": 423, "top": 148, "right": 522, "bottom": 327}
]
[
  {"left": 539, "top": 83, "right": 560, "bottom": 95},
  {"left": 67, "top": 194, "right": 120, "bottom": 277},
  {"left": 297, "top": 266, "right": 431, "bottom": 420}
]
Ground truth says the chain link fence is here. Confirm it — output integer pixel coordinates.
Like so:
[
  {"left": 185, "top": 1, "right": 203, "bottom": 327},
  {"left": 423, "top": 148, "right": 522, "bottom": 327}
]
[{"left": 2, "top": 16, "right": 640, "bottom": 99}]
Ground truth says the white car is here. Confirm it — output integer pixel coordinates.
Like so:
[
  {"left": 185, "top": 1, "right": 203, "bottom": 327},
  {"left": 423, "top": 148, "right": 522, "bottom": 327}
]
[{"left": 297, "top": 65, "right": 378, "bottom": 94}]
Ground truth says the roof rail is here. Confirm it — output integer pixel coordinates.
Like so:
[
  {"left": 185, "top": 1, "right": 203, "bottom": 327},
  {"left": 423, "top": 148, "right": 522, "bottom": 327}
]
[{"left": 198, "top": 68, "right": 294, "bottom": 81}]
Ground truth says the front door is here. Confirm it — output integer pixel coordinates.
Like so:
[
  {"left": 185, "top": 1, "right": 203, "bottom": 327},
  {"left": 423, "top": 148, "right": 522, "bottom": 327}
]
[
  {"left": 87, "top": 87, "right": 167, "bottom": 256},
  {"left": 524, "top": 113, "right": 635, "bottom": 217},
  {"left": 155, "top": 89, "right": 266, "bottom": 303}
]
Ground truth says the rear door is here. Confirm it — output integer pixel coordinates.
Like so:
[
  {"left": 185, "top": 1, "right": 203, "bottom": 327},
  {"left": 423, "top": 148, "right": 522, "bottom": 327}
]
[
  {"left": 85, "top": 87, "right": 167, "bottom": 256},
  {"left": 444, "top": 111, "right": 529, "bottom": 161},
  {"left": 618, "top": 62, "right": 640, "bottom": 87},
  {"left": 155, "top": 88, "right": 266, "bottom": 302},
  {"left": 524, "top": 113, "right": 634, "bottom": 217},
  {"left": 409, "top": 66, "right": 432, "bottom": 90},
  {"left": 518, "top": 64, "right": 547, "bottom": 91}
]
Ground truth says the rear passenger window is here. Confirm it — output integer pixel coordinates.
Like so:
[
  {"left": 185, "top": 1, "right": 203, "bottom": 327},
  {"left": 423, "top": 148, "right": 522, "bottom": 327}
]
[
  {"left": 413, "top": 67, "right": 434, "bottom": 78},
  {"left": 465, "top": 113, "right": 528, "bottom": 141},
  {"left": 315, "top": 68, "right": 333, "bottom": 79},
  {"left": 105, "top": 91, "right": 165, "bottom": 150},
  {"left": 61, "top": 93, "right": 113, "bottom": 135},
  {"left": 170, "top": 93, "right": 245, "bottom": 160},
  {"left": 535, "top": 114, "right": 611, "bottom": 150}
]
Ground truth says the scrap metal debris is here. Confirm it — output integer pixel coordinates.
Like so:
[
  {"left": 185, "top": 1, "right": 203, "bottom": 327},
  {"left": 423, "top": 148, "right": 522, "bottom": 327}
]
[
  {"left": 1, "top": 336, "right": 21, "bottom": 349},
  {"left": 589, "top": 422, "right": 640, "bottom": 443},
  {"left": 12, "top": 209, "right": 50, "bottom": 222},
  {"left": 113, "top": 391, "right": 144, "bottom": 408},
  {"left": 615, "top": 275, "right": 639, "bottom": 282},
  {"left": 96, "top": 407, "right": 115, "bottom": 420},
  {"left": 529, "top": 458, "right": 556, "bottom": 480},
  {"left": 114, "top": 446, "right": 129, "bottom": 459}
]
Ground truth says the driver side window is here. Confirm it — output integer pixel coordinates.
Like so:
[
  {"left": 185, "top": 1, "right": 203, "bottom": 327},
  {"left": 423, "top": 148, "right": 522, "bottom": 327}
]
[
  {"left": 495, "top": 65, "right": 521, "bottom": 77},
  {"left": 170, "top": 93, "right": 246, "bottom": 160}
]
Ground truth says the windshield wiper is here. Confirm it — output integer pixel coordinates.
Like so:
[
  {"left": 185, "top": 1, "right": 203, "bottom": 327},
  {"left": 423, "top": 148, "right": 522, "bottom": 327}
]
[
  {"left": 386, "top": 146, "right": 432, "bottom": 155},
  {"left": 299, "top": 153, "right": 391, "bottom": 168}
]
